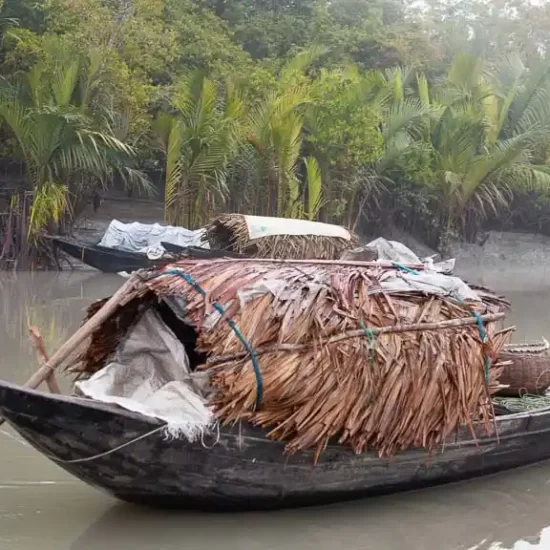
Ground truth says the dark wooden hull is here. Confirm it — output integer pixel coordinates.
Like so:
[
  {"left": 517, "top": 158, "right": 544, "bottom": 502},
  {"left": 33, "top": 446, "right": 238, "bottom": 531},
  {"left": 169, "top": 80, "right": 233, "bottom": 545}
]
[
  {"left": 53, "top": 237, "right": 245, "bottom": 273},
  {"left": 52, "top": 238, "right": 156, "bottom": 273},
  {"left": 2, "top": 380, "right": 550, "bottom": 511},
  {"left": 160, "top": 241, "right": 248, "bottom": 259}
]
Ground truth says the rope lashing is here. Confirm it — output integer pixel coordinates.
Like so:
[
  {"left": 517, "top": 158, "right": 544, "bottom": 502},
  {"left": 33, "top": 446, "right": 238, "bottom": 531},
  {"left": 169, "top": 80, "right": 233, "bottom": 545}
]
[
  {"left": 391, "top": 261, "right": 420, "bottom": 275},
  {"left": 160, "top": 269, "right": 264, "bottom": 408},
  {"left": 387, "top": 259, "right": 492, "bottom": 382},
  {"left": 384, "top": 254, "right": 492, "bottom": 382},
  {"left": 359, "top": 320, "right": 377, "bottom": 368},
  {"left": 452, "top": 296, "right": 492, "bottom": 383},
  {"left": 471, "top": 309, "right": 488, "bottom": 342},
  {"left": 471, "top": 309, "right": 491, "bottom": 382}
]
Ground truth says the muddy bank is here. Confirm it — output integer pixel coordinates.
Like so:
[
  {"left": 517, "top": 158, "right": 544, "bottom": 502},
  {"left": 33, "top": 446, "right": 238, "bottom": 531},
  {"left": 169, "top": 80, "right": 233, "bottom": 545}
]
[{"left": 450, "top": 232, "right": 550, "bottom": 291}]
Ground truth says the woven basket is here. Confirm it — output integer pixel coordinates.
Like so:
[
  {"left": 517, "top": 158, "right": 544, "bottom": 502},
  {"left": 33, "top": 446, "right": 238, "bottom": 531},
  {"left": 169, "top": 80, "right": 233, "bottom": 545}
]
[{"left": 497, "top": 339, "right": 550, "bottom": 396}]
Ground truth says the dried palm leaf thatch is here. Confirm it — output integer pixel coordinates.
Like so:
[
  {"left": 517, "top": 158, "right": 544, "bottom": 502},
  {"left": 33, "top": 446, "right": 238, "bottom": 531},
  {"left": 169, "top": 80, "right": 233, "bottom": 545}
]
[
  {"left": 204, "top": 214, "right": 357, "bottom": 259},
  {"left": 69, "top": 291, "right": 155, "bottom": 380},
  {"left": 73, "top": 259, "right": 513, "bottom": 460}
]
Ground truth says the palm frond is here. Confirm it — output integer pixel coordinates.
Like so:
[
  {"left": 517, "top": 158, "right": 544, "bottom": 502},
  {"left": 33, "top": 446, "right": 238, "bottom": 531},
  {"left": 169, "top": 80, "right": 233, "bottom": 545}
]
[
  {"left": 304, "top": 156, "right": 322, "bottom": 220},
  {"left": 382, "top": 97, "right": 431, "bottom": 141},
  {"left": 278, "top": 45, "right": 326, "bottom": 85},
  {"left": 29, "top": 182, "right": 68, "bottom": 237}
]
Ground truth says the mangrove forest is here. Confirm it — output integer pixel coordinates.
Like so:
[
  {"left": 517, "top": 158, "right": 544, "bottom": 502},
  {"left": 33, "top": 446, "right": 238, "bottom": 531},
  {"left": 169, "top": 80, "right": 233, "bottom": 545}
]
[{"left": 1, "top": 0, "right": 550, "bottom": 266}]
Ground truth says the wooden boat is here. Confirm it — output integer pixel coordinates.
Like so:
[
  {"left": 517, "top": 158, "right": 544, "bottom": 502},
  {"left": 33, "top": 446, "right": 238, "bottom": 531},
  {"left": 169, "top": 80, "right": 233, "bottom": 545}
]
[
  {"left": 52, "top": 238, "right": 238, "bottom": 273},
  {"left": 160, "top": 241, "right": 248, "bottom": 258},
  {"left": 52, "top": 237, "right": 158, "bottom": 273},
  {"left": 2, "top": 379, "right": 550, "bottom": 511}
]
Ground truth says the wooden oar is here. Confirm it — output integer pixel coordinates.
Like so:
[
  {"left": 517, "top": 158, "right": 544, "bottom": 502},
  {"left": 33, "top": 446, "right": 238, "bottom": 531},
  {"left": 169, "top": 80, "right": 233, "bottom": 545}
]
[{"left": 28, "top": 326, "right": 61, "bottom": 394}]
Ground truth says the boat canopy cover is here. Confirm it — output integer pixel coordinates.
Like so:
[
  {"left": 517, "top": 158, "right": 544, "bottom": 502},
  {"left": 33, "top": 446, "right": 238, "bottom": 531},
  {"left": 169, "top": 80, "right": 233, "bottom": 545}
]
[
  {"left": 76, "top": 308, "right": 214, "bottom": 441},
  {"left": 366, "top": 237, "right": 456, "bottom": 274},
  {"left": 243, "top": 215, "right": 352, "bottom": 240},
  {"left": 98, "top": 220, "right": 208, "bottom": 254}
]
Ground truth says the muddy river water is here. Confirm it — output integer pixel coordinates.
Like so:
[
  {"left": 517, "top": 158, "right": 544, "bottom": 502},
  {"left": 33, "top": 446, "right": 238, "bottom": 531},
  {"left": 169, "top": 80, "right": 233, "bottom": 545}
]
[{"left": 2, "top": 269, "right": 550, "bottom": 550}]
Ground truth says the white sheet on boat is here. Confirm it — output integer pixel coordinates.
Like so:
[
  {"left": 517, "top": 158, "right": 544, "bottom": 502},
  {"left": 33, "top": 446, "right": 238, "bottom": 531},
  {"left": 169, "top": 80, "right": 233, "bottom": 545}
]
[
  {"left": 75, "top": 309, "right": 214, "bottom": 441},
  {"left": 244, "top": 215, "right": 352, "bottom": 241},
  {"left": 376, "top": 269, "right": 479, "bottom": 301},
  {"left": 366, "top": 237, "right": 456, "bottom": 274},
  {"left": 233, "top": 234, "right": 478, "bottom": 304},
  {"left": 98, "top": 219, "right": 208, "bottom": 254}
]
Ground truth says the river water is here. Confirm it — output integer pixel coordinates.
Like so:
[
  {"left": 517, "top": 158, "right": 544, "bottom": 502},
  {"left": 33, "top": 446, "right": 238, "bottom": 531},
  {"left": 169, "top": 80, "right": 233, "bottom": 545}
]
[{"left": 2, "top": 270, "right": 550, "bottom": 550}]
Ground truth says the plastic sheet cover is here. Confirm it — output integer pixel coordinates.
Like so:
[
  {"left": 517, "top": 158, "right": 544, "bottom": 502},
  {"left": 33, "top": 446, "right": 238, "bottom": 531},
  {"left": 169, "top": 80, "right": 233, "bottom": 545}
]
[
  {"left": 244, "top": 215, "right": 352, "bottom": 241},
  {"left": 367, "top": 237, "right": 456, "bottom": 274},
  {"left": 98, "top": 219, "right": 208, "bottom": 254},
  {"left": 76, "top": 309, "right": 214, "bottom": 441}
]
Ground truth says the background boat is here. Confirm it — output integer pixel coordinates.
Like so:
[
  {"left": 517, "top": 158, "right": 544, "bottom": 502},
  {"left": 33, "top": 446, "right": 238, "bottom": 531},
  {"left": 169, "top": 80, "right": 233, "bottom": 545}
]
[{"left": 52, "top": 237, "right": 159, "bottom": 273}]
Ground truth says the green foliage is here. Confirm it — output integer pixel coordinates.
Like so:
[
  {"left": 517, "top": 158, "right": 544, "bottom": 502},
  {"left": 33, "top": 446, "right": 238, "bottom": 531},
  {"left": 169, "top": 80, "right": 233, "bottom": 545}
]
[
  {"left": 307, "top": 68, "right": 383, "bottom": 169},
  {"left": 156, "top": 72, "right": 244, "bottom": 227},
  {"left": 0, "top": 48, "right": 149, "bottom": 236},
  {"left": 4, "top": 0, "right": 550, "bottom": 258},
  {"left": 29, "top": 181, "right": 67, "bottom": 237},
  {"left": 304, "top": 156, "right": 323, "bottom": 220}
]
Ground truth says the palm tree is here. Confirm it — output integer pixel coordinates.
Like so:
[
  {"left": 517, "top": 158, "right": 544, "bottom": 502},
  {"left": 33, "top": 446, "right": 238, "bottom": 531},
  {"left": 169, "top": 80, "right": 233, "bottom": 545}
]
[
  {"left": 428, "top": 54, "right": 550, "bottom": 244},
  {"left": 0, "top": 15, "right": 18, "bottom": 48},
  {"left": 242, "top": 50, "right": 317, "bottom": 218},
  {"left": 156, "top": 72, "right": 244, "bottom": 227},
  {"left": 0, "top": 48, "right": 150, "bottom": 239},
  {"left": 372, "top": 54, "right": 550, "bottom": 248}
]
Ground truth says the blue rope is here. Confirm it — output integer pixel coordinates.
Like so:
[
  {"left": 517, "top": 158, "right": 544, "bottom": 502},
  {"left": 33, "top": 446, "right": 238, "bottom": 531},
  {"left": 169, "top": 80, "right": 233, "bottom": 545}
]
[
  {"left": 160, "top": 269, "right": 264, "bottom": 408},
  {"left": 452, "top": 297, "right": 491, "bottom": 383},
  {"left": 359, "top": 320, "right": 377, "bottom": 368},
  {"left": 376, "top": 258, "right": 490, "bottom": 381},
  {"left": 470, "top": 310, "right": 488, "bottom": 342},
  {"left": 391, "top": 261, "right": 420, "bottom": 275},
  {"left": 470, "top": 309, "right": 490, "bottom": 382}
]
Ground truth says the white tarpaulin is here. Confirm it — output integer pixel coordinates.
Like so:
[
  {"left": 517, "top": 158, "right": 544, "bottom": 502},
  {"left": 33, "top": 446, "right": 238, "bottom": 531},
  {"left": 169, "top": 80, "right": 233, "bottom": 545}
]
[
  {"left": 367, "top": 237, "right": 456, "bottom": 274},
  {"left": 98, "top": 220, "right": 208, "bottom": 254},
  {"left": 376, "top": 269, "right": 480, "bottom": 301},
  {"left": 244, "top": 215, "right": 352, "bottom": 241},
  {"left": 237, "top": 269, "right": 480, "bottom": 306},
  {"left": 76, "top": 309, "right": 214, "bottom": 441},
  {"left": 233, "top": 236, "right": 478, "bottom": 305}
]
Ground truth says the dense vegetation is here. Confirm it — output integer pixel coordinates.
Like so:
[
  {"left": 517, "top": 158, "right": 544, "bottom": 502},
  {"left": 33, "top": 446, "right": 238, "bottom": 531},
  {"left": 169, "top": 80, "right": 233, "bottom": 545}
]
[{"left": 2, "top": 0, "right": 550, "bottom": 265}]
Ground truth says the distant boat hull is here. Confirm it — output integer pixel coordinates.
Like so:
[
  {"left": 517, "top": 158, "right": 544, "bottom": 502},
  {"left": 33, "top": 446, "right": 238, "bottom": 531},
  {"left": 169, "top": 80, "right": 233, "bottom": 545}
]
[
  {"left": 52, "top": 238, "right": 156, "bottom": 273},
  {"left": 2, "top": 380, "right": 550, "bottom": 511},
  {"left": 160, "top": 241, "right": 248, "bottom": 258},
  {"left": 53, "top": 238, "right": 245, "bottom": 273}
]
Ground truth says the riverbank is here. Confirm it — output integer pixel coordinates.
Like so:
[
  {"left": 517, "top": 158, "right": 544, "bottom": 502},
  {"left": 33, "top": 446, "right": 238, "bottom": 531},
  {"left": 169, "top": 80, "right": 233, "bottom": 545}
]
[
  {"left": 67, "top": 196, "right": 550, "bottom": 291},
  {"left": 358, "top": 225, "right": 550, "bottom": 291}
]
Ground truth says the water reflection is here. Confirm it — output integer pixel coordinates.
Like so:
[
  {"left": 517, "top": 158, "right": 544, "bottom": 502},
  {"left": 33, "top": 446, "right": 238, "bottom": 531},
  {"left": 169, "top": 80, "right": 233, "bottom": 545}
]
[
  {"left": 69, "top": 461, "right": 550, "bottom": 550},
  {"left": 0, "top": 272, "right": 121, "bottom": 383}
]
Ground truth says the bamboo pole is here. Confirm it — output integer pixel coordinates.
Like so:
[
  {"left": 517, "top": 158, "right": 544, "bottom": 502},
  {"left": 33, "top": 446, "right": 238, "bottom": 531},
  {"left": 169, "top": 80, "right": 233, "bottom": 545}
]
[
  {"left": 0, "top": 273, "right": 142, "bottom": 427},
  {"left": 207, "top": 312, "right": 507, "bottom": 366},
  {"left": 165, "top": 257, "right": 427, "bottom": 270}
]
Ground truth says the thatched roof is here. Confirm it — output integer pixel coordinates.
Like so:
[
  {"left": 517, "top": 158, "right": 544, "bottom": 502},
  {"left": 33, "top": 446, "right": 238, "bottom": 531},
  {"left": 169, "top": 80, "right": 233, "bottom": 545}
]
[
  {"left": 204, "top": 214, "right": 357, "bottom": 259},
  {"left": 74, "top": 258, "right": 512, "bottom": 460}
]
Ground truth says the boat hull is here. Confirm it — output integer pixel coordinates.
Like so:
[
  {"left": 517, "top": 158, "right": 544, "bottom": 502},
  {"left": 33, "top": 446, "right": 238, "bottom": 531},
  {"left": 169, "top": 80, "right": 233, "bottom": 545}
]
[
  {"left": 53, "top": 238, "right": 245, "bottom": 273},
  {"left": 160, "top": 241, "right": 248, "bottom": 258},
  {"left": 52, "top": 238, "right": 156, "bottom": 273},
  {"left": 1, "top": 380, "right": 550, "bottom": 511}
]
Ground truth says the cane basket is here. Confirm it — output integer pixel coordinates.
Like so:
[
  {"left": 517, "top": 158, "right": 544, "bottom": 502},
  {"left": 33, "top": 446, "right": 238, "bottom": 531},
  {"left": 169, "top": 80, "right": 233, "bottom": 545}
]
[{"left": 497, "top": 339, "right": 550, "bottom": 396}]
